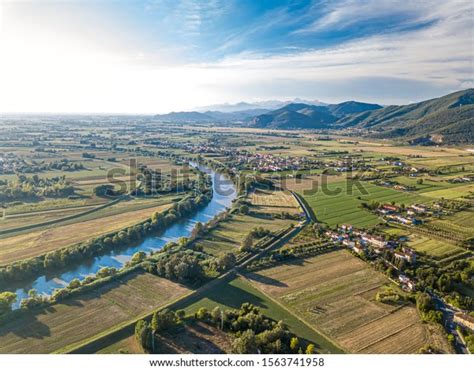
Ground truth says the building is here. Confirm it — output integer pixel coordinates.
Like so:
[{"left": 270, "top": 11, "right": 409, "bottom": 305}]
[{"left": 394, "top": 247, "right": 417, "bottom": 264}]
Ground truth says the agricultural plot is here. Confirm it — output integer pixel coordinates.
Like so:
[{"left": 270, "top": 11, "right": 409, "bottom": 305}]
[
  {"left": 101, "top": 321, "right": 232, "bottom": 354},
  {"left": 421, "top": 183, "right": 474, "bottom": 200},
  {"left": 407, "top": 234, "right": 466, "bottom": 261},
  {"left": 300, "top": 180, "right": 429, "bottom": 227},
  {"left": 280, "top": 174, "right": 344, "bottom": 193},
  {"left": 193, "top": 214, "right": 293, "bottom": 256},
  {"left": 173, "top": 275, "right": 342, "bottom": 354},
  {"left": 246, "top": 250, "right": 451, "bottom": 353},
  {"left": 248, "top": 189, "right": 300, "bottom": 215},
  {"left": 0, "top": 200, "right": 174, "bottom": 265},
  {"left": 0, "top": 272, "right": 190, "bottom": 354}
]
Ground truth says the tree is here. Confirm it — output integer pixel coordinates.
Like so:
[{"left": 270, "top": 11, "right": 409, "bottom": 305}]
[
  {"left": 240, "top": 233, "right": 254, "bottom": 253},
  {"left": 135, "top": 320, "right": 153, "bottom": 352},
  {"left": 191, "top": 222, "right": 205, "bottom": 239},
  {"left": 239, "top": 205, "right": 250, "bottom": 215},
  {"left": 0, "top": 291, "right": 17, "bottom": 315},
  {"left": 195, "top": 307, "right": 210, "bottom": 321},
  {"left": 305, "top": 343, "right": 315, "bottom": 354},
  {"left": 131, "top": 251, "right": 147, "bottom": 265},
  {"left": 216, "top": 253, "right": 236, "bottom": 271},
  {"left": 211, "top": 306, "right": 222, "bottom": 325},
  {"left": 68, "top": 278, "right": 81, "bottom": 290},
  {"left": 232, "top": 329, "right": 258, "bottom": 354},
  {"left": 290, "top": 337, "right": 299, "bottom": 352},
  {"left": 151, "top": 309, "right": 177, "bottom": 332}
]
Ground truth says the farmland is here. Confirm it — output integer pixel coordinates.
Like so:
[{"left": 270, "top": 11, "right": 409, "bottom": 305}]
[
  {"left": 300, "top": 180, "right": 429, "bottom": 227},
  {"left": 99, "top": 321, "right": 233, "bottom": 354},
  {"left": 0, "top": 272, "right": 190, "bottom": 354},
  {"left": 172, "top": 275, "right": 342, "bottom": 354},
  {"left": 0, "top": 199, "right": 175, "bottom": 265},
  {"left": 193, "top": 213, "right": 292, "bottom": 256},
  {"left": 248, "top": 189, "right": 300, "bottom": 215},
  {"left": 246, "top": 250, "right": 452, "bottom": 353}
]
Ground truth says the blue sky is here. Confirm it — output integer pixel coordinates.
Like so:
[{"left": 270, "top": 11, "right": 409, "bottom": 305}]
[{"left": 0, "top": 0, "right": 472, "bottom": 113}]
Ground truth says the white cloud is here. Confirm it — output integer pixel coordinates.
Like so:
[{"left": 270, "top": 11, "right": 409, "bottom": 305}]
[{"left": 0, "top": 0, "right": 472, "bottom": 112}]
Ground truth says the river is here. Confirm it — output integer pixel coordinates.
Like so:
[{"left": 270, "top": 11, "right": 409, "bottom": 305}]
[{"left": 11, "top": 164, "right": 237, "bottom": 308}]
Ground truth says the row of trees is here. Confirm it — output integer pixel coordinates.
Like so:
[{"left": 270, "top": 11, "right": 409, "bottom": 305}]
[
  {"left": 134, "top": 304, "right": 315, "bottom": 354},
  {"left": 0, "top": 176, "right": 213, "bottom": 285},
  {"left": 0, "top": 175, "right": 75, "bottom": 201}
]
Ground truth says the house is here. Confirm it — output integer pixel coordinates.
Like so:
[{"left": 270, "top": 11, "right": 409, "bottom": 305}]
[
  {"left": 340, "top": 224, "right": 353, "bottom": 232},
  {"left": 398, "top": 274, "right": 416, "bottom": 291},
  {"left": 361, "top": 234, "right": 388, "bottom": 248},
  {"left": 411, "top": 204, "right": 427, "bottom": 213},
  {"left": 342, "top": 239, "right": 355, "bottom": 248},
  {"left": 382, "top": 204, "right": 398, "bottom": 212},
  {"left": 454, "top": 313, "right": 474, "bottom": 331},
  {"left": 394, "top": 247, "right": 417, "bottom": 264}
]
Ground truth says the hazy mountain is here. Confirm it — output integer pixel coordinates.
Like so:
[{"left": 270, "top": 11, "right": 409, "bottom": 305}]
[
  {"left": 336, "top": 89, "right": 474, "bottom": 144},
  {"left": 251, "top": 101, "right": 381, "bottom": 129},
  {"left": 153, "top": 111, "right": 216, "bottom": 123},
  {"left": 155, "top": 90, "right": 473, "bottom": 143},
  {"left": 154, "top": 108, "right": 269, "bottom": 123},
  {"left": 195, "top": 99, "right": 326, "bottom": 113},
  {"left": 249, "top": 90, "right": 473, "bottom": 143}
]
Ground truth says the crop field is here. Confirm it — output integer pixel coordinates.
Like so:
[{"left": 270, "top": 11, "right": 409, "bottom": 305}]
[
  {"left": 300, "top": 180, "right": 429, "bottom": 227},
  {"left": 172, "top": 275, "right": 342, "bottom": 354},
  {"left": 421, "top": 183, "right": 474, "bottom": 199},
  {"left": 98, "top": 320, "right": 232, "bottom": 354},
  {"left": 0, "top": 200, "right": 174, "bottom": 265},
  {"left": 407, "top": 233, "right": 465, "bottom": 260},
  {"left": 0, "top": 272, "right": 191, "bottom": 354},
  {"left": 280, "top": 174, "right": 344, "bottom": 193},
  {"left": 1, "top": 195, "right": 181, "bottom": 236},
  {"left": 248, "top": 189, "right": 300, "bottom": 214},
  {"left": 193, "top": 214, "right": 293, "bottom": 256},
  {"left": 246, "top": 250, "right": 451, "bottom": 353}
]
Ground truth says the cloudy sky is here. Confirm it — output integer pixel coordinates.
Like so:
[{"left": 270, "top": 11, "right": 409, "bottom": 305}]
[{"left": 0, "top": 0, "right": 472, "bottom": 113}]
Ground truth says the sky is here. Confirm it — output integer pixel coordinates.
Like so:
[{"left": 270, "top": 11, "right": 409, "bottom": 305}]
[{"left": 0, "top": 0, "right": 472, "bottom": 113}]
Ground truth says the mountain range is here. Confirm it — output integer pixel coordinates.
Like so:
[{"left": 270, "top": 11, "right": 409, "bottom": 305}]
[{"left": 154, "top": 89, "right": 474, "bottom": 144}]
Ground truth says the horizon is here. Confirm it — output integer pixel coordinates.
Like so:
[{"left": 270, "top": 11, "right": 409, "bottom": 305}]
[{"left": 0, "top": 0, "right": 473, "bottom": 114}]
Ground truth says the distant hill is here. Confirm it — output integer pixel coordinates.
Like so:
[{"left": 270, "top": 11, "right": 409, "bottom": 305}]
[
  {"left": 154, "top": 109, "right": 268, "bottom": 123},
  {"left": 249, "top": 89, "right": 473, "bottom": 144},
  {"left": 194, "top": 98, "right": 326, "bottom": 113},
  {"left": 337, "top": 89, "right": 474, "bottom": 144},
  {"left": 155, "top": 89, "right": 473, "bottom": 144},
  {"left": 251, "top": 101, "right": 381, "bottom": 129}
]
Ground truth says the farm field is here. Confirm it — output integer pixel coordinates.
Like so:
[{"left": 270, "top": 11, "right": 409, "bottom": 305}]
[
  {"left": 246, "top": 250, "right": 452, "bottom": 353},
  {"left": 0, "top": 272, "right": 191, "bottom": 354},
  {"left": 281, "top": 174, "right": 344, "bottom": 193},
  {"left": 193, "top": 214, "right": 293, "bottom": 256},
  {"left": 248, "top": 189, "right": 300, "bottom": 215},
  {"left": 99, "top": 321, "right": 232, "bottom": 354},
  {"left": 0, "top": 195, "right": 181, "bottom": 236},
  {"left": 300, "top": 180, "right": 430, "bottom": 227},
  {"left": 420, "top": 183, "right": 474, "bottom": 199},
  {"left": 407, "top": 233, "right": 466, "bottom": 261},
  {"left": 172, "top": 275, "right": 342, "bottom": 354},
  {"left": 0, "top": 200, "right": 174, "bottom": 265}
]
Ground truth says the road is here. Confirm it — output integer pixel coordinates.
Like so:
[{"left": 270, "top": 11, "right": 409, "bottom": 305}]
[{"left": 431, "top": 292, "right": 469, "bottom": 354}]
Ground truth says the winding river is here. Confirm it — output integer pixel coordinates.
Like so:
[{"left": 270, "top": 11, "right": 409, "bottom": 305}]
[{"left": 11, "top": 164, "right": 237, "bottom": 308}]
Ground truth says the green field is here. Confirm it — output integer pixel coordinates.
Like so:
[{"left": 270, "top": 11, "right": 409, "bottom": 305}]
[
  {"left": 300, "top": 180, "right": 429, "bottom": 227},
  {"left": 172, "top": 275, "right": 342, "bottom": 354},
  {"left": 193, "top": 214, "right": 292, "bottom": 256},
  {"left": 407, "top": 234, "right": 466, "bottom": 260},
  {"left": 0, "top": 272, "right": 191, "bottom": 354}
]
